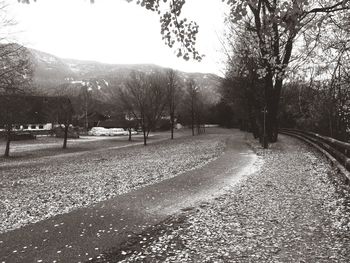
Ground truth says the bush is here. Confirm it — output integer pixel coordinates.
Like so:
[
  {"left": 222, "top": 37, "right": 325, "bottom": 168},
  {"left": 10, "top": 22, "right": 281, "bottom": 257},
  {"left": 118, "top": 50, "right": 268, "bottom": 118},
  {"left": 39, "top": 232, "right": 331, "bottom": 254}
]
[{"left": 53, "top": 126, "right": 80, "bottom": 139}]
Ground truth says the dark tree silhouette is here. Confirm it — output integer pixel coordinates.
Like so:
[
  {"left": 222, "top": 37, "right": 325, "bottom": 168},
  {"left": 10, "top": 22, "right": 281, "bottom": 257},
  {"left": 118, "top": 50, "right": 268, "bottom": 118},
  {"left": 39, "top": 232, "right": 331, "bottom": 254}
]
[{"left": 0, "top": 44, "right": 33, "bottom": 157}]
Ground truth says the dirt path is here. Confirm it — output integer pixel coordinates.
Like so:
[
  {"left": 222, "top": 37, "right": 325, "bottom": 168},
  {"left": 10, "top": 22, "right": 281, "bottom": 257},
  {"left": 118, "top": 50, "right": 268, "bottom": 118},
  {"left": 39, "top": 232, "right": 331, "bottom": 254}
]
[{"left": 0, "top": 129, "right": 256, "bottom": 263}]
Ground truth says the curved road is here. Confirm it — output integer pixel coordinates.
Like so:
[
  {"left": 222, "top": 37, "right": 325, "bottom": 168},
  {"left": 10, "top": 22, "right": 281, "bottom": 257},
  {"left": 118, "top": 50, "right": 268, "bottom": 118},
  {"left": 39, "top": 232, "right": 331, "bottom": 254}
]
[{"left": 0, "top": 129, "right": 257, "bottom": 263}]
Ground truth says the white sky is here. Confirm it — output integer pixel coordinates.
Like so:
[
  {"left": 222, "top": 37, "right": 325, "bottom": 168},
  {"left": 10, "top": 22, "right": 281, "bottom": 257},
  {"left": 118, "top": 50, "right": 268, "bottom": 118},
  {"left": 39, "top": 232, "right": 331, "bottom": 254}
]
[{"left": 5, "top": 0, "right": 228, "bottom": 76}]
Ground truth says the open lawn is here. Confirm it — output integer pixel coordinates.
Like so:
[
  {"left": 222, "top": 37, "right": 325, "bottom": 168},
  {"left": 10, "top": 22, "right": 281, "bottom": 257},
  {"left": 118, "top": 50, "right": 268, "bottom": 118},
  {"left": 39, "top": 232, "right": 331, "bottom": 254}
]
[{"left": 0, "top": 131, "right": 182, "bottom": 160}]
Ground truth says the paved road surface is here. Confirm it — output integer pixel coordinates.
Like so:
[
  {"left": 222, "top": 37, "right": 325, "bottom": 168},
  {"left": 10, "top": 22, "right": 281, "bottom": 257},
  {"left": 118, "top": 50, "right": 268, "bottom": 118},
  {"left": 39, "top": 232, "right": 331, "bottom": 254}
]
[{"left": 0, "top": 130, "right": 256, "bottom": 263}]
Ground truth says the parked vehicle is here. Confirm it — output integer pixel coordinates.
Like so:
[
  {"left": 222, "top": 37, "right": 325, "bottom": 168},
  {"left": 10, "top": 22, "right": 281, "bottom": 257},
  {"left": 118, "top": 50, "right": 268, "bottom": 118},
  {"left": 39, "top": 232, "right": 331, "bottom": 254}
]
[
  {"left": 108, "top": 128, "right": 128, "bottom": 136},
  {"left": 88, "top": 127, "right": 110, "bottom": 136}
]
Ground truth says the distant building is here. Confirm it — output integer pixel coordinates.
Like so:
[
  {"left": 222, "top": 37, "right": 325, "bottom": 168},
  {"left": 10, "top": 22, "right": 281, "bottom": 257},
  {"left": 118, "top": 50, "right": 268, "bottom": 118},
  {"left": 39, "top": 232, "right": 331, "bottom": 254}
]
[
  {"left": 13, "top": 123, "right": 53, "bottom": 131},
  {"left": 0, "top": 95, "right": 73, "bottom": 132}
]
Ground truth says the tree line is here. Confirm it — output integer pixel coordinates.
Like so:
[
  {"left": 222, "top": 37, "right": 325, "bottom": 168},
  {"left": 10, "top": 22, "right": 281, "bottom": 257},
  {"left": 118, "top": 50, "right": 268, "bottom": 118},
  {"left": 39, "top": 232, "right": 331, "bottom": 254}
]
[
  {"left": 0, "top": 44, "right": 212, "bottom": 156},
  {"left": 96, "top": 68, "right": 209, "bottom": 146},
  {"left": 215, "top": 0, "right": 350, "bottom": 144},
  {"left": 118, "top": 0, "right": 349, "bottom": 144},
  {"left": 16, "top": 0, "right": 350, "bottom": 145}
]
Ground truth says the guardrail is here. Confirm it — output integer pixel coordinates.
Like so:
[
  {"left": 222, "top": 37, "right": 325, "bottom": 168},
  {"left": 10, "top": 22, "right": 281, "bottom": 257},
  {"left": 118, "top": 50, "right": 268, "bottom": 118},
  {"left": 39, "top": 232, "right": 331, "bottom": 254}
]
[{"left": 279, "top": 128, "right": 350, "bottom": 183}]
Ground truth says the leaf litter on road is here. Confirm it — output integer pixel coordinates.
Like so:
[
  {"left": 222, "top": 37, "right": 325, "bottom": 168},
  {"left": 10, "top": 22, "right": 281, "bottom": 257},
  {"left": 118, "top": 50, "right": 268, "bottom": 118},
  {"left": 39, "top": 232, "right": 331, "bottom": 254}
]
[{"left": 116, "top": 134, "right": 350, "bottom": 263}]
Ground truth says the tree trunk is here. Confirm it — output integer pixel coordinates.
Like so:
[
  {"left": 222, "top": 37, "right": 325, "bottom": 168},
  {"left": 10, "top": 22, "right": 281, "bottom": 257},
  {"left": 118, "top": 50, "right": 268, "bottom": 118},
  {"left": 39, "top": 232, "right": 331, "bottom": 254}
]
[
  {"left": 265, "top": 77, "right": 283, "bottom": 143},
  {"left": 63, "top": 125, "right": 69, "bottom": 149},
  {"left": 143, "top": 129, "right": 147, "bottom": 146},
  {"left": 128, "top": 128, "right": 132, "bottom": 141},
  {"left": 170, "top": 113, "right": 174, "bottom": 139},
  {"left": 266, "top": 99, "right": 280, "bottom": 143},
  {"left": 171, "top": 124, "right": 174, "bottom": 139},
  {"left": 191, "top": 94, "right": 195, "bottom": 136},
  {"left": 4, "top": 129, "right": 11, "bottom": 157}
]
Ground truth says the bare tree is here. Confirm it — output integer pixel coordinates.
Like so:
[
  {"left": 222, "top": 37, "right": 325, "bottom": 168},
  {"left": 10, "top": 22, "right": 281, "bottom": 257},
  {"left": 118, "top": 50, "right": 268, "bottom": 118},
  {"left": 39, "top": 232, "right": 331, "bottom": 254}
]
[
  {"left": 186, "top": 78, "right": 198, "bottom": 136},
  {"left": 125, "top": 117, "right": 137, "bottom": 141},
  {"left": 58, "top": 99, "right": 74, "bottom": 149},
  {"left": 119, "top": 71, "right": 167, "bottom": 145},
  {"left": 165, "top": 69, "right": 180, "bottom": 139},
  {"left": 44, "top": 97, "right": 74, "bottom": 149},
  {"left": 195, "top": 91, "right": 208, "bottom": 135},
  {"left": 177, "top": 78, "right": 211, "bottom": 136}
]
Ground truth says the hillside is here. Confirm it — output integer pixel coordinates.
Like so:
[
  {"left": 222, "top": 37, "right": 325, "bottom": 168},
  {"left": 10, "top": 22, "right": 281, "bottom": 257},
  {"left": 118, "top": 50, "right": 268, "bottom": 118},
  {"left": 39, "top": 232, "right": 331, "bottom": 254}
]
[{"left": 28, "top": 48, "right": 222, "bottom": 104}]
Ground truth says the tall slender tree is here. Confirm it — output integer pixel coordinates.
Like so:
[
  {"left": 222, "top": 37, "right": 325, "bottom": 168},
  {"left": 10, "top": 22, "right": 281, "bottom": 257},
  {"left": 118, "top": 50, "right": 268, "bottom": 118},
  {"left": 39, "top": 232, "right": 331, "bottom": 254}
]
[
  {"left": 165, "top": 69, "right": 180, "bottom": 139},
  {"left": 186, "top": 78, "right": 198, "bottom": 136}
]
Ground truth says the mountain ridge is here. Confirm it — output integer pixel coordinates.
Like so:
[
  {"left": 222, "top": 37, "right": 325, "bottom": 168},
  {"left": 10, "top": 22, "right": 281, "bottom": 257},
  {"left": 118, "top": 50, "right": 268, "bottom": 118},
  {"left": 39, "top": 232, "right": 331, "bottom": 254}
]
[{"left": 28, "top": 47, "right": 222, "bottom": 104}]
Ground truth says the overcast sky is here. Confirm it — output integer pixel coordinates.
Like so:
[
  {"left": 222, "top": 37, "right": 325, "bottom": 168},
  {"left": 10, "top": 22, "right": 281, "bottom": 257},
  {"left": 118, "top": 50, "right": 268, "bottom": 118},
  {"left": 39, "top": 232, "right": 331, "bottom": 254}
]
[{"left": 5, "top": 0, "right": 228, "bottom": 76}]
